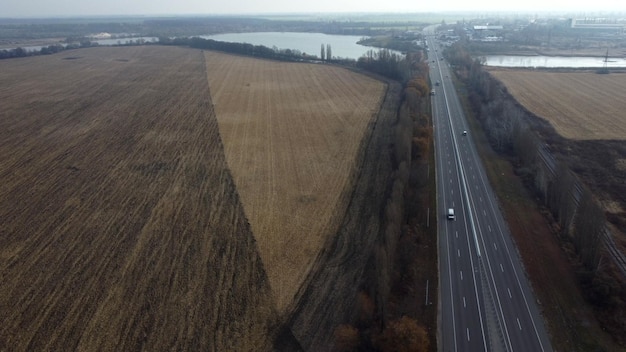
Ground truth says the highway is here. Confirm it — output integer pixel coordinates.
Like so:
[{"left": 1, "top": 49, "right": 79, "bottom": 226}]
[{"left": 427, "top": 34, "right": 554, "bottom": 352}]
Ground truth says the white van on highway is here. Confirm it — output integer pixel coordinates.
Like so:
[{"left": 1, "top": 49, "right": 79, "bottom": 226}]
[{"left": 447, "top": 208, "right": 455, "bottom": 220}]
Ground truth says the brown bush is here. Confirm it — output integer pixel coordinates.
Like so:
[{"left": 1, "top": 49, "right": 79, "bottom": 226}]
[
  {"left": 373, "top": 316, "right": 429, "bottom": 352},
  {"left": 356, "top": 291, "right": 375, "bottom": 326},
  {"left": 412, "top": 137, "right": 429, "bottom": 159},
  {"left": 334, "top": 324, "right": 360, "bottom": 352}
]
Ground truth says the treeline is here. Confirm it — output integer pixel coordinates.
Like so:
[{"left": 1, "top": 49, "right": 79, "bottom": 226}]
[
  {"left": 164, "top": 36, "right": 414, "bottom": 81},
  {"left": 0, "top": 41, "right": 96, "bottom": 59},
  {"left": 0, "top": 16, "right": 422, "bottom": 44},
  {"left": 334, "top": 51, "right": 434, "bottom": 351},
  {"left": 356, "top": 49, "right": 410, "bottom": 81},
  {"left": 357, "top": 33, "right": 422, "bottom": 54},
  {"left": 143, "top": 17, "right": 415, "bottom": 38},
  {"left": 159, "top": 36, "right": 320, "bottom": 62},
  {"left": 446, "top": 40, "right": 607, "bottom": 273},
  {"left": 0, "top": 20, "right": 144, "bottom": 41},
  {"left": 0, "top": 36, "right": 319, "bottom": 63},
  {"left": 445, "top": 40, "right": 626, "bottom": 341}
]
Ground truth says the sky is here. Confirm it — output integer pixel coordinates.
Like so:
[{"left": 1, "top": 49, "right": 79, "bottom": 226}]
[{"left": 2, "top": 0, "right": 626, "bottom": 17}]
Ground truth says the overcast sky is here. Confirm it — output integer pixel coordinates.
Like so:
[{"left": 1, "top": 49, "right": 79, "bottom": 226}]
[{"left": 3, "top": 0, "right": 626, "bottom": 17}]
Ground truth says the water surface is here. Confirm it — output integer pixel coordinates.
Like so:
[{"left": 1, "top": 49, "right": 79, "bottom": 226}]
[{"left": 200, "top": 32, "right": 386, "bottom": 60}]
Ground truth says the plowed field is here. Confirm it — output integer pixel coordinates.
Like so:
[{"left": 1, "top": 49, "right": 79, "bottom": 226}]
[
  {"left": 0, "top": 46, "right": 276, "bottom": 351},
  {"left": 0, "top": 45, "right": 389, "bottom": 350},
  {"left": 488, "top": 69, "right": 626, "bottom": 140},
  {"left": 205, "top": 51, "right": 386, "bottom": 311}
]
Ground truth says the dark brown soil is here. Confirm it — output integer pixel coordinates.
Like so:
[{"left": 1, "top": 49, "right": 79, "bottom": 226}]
[{"left": 0, "top": 46, "right": 278, "bottom": 351}]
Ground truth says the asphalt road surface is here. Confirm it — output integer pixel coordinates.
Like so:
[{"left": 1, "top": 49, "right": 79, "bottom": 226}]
[{"left": 427, "top": 34, "right": 553, "bottom": 352}]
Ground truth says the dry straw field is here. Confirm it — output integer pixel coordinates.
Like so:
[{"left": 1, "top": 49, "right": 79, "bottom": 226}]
[
  {"left": 204, "top": 51, "right": 386, "bottom": 312},
  {"left": 488, "top": 69, "right": 626, "bottom": 140},
  {"left": 0, "top": 45, "right": 387, "bottom": 350}
]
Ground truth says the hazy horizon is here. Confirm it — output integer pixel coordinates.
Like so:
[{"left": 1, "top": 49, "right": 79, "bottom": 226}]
[{"left": 3, "top": 0, "right": 626, "bottom": 18}]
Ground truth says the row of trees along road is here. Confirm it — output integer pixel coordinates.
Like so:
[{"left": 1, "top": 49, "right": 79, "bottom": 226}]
[
  {"left": 443, "top": 36, "right": 626, "bottom": 341},
  {"left": 445, "top": 39, "right": 608, "bottom": 275},
  {"left": 334, "top": 50, "right": 433, "bottom": 352},
  {"left": 445, "top": 34, "right": 620, "bottom": 292}
]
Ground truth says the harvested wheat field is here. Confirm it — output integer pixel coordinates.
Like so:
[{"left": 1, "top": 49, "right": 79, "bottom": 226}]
[
  {"left": 0, "top": 45, "right": 389, "bottom": 350},
  {"left": 0, "top": 46, "right": 277, "bottom": 351},
  {"left": 204, "top": 51, "right": 386, "bottom": 312},
  {"left": 488, "top": 69, "right": 626, "bottom": 140}
]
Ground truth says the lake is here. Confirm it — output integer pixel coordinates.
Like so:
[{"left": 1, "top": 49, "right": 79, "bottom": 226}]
[
  {"left": 483, "top": 55, "right": 626, "bottom": 68},
  {"left": 200, "top": 32, "right": 385, "bottom": 60}
]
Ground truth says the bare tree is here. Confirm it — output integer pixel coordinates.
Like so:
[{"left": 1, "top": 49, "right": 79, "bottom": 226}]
[
  {"left": 374, "top": 244, "right": 389, "bottom": 328},
  {"left": 534, "top": 162, "right": 549, "bottom": 203},
  {"left": 394, "top": 105, "right": 413, "bottom": 167},
  {"left": 548, "top": 163, "right": 577, "bottom": 233},
  {"left": 573, "top": 189, "right": 605, "bottom": 272},
  {"left": 503, "top": 101, "right": 524, "bottom": 144},
  {"left": 514, "top": 127, "right": 539, "bottom": 167}
]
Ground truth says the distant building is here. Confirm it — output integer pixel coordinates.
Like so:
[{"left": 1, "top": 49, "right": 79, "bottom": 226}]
[
  {"left": 90, "top": 32, "right": 112, "bottom": 39},
  {"left": 471, "top": 25, "right": 504, "bottom": 42},
  {"left": 473, "top": 25, "right": 504, "bottom": 31},
  {"left": 570, "top": 18, "right": 626, "bottom": 33}
]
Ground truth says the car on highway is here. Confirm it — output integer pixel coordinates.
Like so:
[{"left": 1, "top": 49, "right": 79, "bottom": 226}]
[
  {"left": 462, "top": 130, "right": 467, "bottom": 136},
  {"left": 447, "top": 208, "right": 455, "bottom": 220}
]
